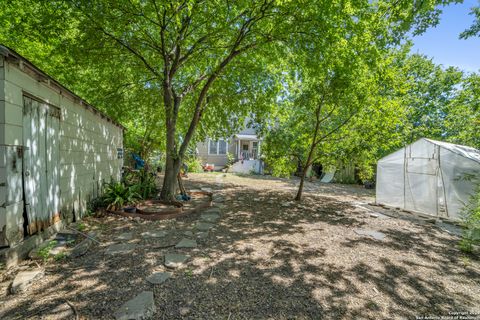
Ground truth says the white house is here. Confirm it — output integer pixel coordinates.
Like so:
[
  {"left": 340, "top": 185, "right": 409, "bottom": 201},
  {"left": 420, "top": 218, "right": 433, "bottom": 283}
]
[{"left": 196, "top": 123, "right": 263, "bottom": 174}]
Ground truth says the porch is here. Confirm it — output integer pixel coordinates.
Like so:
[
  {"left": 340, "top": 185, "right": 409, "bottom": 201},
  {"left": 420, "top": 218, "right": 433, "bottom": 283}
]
[{"left": 234, "top": 134, "right": 262, "bottom": 161}]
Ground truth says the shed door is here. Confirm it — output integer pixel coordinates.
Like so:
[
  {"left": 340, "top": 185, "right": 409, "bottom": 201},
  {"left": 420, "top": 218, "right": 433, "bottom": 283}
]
[{"left": 22, "top": 96, "right": 60, "bottom": 235}]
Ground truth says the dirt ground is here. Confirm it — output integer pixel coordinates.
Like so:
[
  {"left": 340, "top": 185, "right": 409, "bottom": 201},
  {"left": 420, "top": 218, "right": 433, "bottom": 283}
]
[{"left": 1, "top": 173, "right": 479, "bottom": 319}]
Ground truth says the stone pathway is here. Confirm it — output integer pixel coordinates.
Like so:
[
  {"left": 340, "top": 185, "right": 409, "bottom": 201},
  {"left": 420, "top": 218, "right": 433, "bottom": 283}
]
[
  {"left": 6, "top": 193, "right": 223, "bottom": 318},
  {"left": 110, "top": 198, "right": 223, "bottom": 318}
]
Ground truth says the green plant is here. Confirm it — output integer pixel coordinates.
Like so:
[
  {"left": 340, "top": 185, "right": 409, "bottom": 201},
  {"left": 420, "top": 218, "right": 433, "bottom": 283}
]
[
  {"left": 123, "top": 169, "right": 158, "bottom": 199},
  {"left": 103, "top": 181, "right": 141, "bottom": 211},
  {"left": 54, "top": 252, "right": 67, "bottom": 261},
  {"left": 87, "top": 196, "right": 106, "bottom": 215},
  {"left": 38, "top": 240, "right": 57, "bottom": 262},
  {"left": 224, "top": 153, "right": 236, "bottom": 172},
  {"left": 184, "top": 157, "right": 203, "bottom": 173},
  {"left": 460, "top": 185, "right": 480, "bottom": 253},
  {"left": 77, "top": 223, "right": 86, "bottom": 232}
]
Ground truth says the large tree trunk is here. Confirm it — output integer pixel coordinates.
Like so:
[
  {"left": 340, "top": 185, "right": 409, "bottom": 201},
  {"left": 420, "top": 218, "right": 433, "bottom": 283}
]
[
  {"left": 160, "top": 155, "right": 181, "bottom": 201},
  {"left": 295, "top": 164, "right": 310, "bottom": 201},
  {"left": 160, "top": 84, "right": 181, "bottom": 201}
]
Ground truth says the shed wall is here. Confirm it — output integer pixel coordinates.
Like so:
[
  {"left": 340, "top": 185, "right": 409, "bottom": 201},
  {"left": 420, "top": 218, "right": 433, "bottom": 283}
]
[{"left": 0, "top": 58, "right": 123, "bottom": 246}]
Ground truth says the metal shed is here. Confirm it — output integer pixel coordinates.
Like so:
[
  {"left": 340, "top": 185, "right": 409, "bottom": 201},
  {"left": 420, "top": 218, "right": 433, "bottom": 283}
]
[
  {"left": 0, "top": 45, "right": 124, "bottom": 247},
  {"left": 376, "top": 138, "right": 480, "bottom": 220}
]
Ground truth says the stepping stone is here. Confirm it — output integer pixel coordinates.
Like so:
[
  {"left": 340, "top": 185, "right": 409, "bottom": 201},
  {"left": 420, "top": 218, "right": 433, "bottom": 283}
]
[
  {"left": 196, "top": 232, "right": 208, "bottom": 239},
  {"left": 164, "top": 253, "right": 189, "bottom": 269},
  {"left": 146, "top": 272, "right": 172, "bottom": 285},
  {"left": 71, "top": 231, "right": 99, "bottom": 258},
  {"left": 175, "top": 238, "right": 197, "bottom": 249},
  {"left": 204, "top": 207, "right": 221, "bottom": 214},
  {"left": 354, "top": 229, "right": 386, "bottom": 241},
  {"left": 201, "top": 213, "right": 220, "bottom": 223},
  {"left": 213, "top": 195, "right": 225, "bottom": 203},
  {"left": 113, "top": 291, "right": 156, "bottom": 320},
  {"left": 141, "top": 231, "right": 168, "bottom": 239},
  {"left": 195, "top": 222, "right": 214, "bottom": 231},
  {"left": 183, "top": 231, "right": 193, "bottom": 237},
  {"left": 11, "top": 269, "right": 44, "bottom": 293},
  {"left": 106, "top": 243, "right": 137, "bottom": 255},
  {"left": 116, "top": 232, "right": 134, "bottom": 241},
  {"left": 201, "top": 187, "right": 212, "bottom": 193}
]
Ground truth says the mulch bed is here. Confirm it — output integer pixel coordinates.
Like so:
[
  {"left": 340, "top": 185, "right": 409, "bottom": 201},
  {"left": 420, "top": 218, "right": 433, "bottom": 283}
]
[
  {"left": 109, "top": 191, "right": 212, "bottom": 220},
  {"left": 0, "top": 173, "right": 479, "bottom": 320}
]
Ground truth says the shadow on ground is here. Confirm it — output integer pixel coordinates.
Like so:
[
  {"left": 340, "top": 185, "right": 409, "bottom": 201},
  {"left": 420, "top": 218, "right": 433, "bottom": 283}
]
[{"left": 0, "top": 174, "right": 478, "bottom": 319}]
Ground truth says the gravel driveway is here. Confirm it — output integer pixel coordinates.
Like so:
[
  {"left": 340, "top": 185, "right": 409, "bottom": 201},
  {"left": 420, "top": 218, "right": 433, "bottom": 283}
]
[{"left": 1, "top": 173, "right": 479, "bottom": 319}]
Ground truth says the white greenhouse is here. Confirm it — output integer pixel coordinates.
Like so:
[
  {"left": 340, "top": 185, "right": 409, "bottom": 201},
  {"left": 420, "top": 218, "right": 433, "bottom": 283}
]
[{"left": 376, "top": 138, "right": 480, "bottom": 220}]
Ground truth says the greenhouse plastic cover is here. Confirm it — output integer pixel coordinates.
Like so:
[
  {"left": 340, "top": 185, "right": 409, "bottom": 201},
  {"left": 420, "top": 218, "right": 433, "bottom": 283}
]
[{"left": 376, "top": 138, "right": 480, "bottom": 220}]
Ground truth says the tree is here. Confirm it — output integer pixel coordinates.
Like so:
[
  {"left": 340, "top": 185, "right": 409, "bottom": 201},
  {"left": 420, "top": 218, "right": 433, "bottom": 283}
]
[
  {"left": 1, "top": 0, "right": 456, "bottom": 202},
  {"left": 443, "top": 72, "right": 480, "bottom": 148},
  {"left": 261, "top": 0, "right": 454, "bottom": 201},
  {"left": 51, "top": 0, "right": 308, "bottom": 202},
  {"left": 460, "top": 6, "right": 480, "bottom": 39},
  {"left": 401, "top": 54, "right": 464, "bottom": 143}
]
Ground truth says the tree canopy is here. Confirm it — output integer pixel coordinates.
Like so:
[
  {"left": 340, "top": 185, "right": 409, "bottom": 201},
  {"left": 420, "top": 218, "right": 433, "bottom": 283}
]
[{"left": 1, "top": 0, "right": 475, "bottom": 201}]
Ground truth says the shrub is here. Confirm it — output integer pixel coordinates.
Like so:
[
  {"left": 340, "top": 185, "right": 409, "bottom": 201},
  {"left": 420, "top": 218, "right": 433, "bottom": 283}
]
[
  {"left": 123, "top": 168, "right": 158, "bottom": 199},
  {"left": 223, "top": 153, "right": 236, "bottom": 172},
  {"left": 87, "top": 196, "right": 106, "bottom": 215},
  {"left": 460, "top": 185, "right": 480, "bottom": 253},
  {"left": 103, "top": 181, "right": 141, "bottom": 210},
  {"left": 184, "top": 157, "right": 203, "bottom": 173}
]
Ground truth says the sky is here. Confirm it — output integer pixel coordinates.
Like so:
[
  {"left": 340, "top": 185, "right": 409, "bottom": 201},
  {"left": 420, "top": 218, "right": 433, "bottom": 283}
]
[{"left": 411, "top": 0, "right": 480, "bottom": 72}]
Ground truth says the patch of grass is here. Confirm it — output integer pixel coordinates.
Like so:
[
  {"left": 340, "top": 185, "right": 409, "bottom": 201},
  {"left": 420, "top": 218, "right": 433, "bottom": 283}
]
[
  {"left": 365, "top": 301, "right": 380, "bottom": 311},
  {"left": 460, "top": 255, "right": 471, "bottom": 267},
  {"left": 184, "top": 269, "right": 193, "bottom": 277},
  {"left": 77, "top": 223, "right": 86, "bottom": 232},
  {"left": 38, "top": 240, "right": 57, "bottom": 262},
  {"left": 54, "top": 252, "right": 68, "bottom": 261}
]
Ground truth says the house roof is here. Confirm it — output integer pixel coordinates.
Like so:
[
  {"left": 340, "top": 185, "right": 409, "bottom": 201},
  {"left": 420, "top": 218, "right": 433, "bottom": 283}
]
[
  {"left": 424, "top": 138, "right": 480, "bottom": 164},
  {"left": 0, "top": 44, "right": 125, "bottom": 130},
  {"left": 234, "top": 134, "right": 262, "bottom": 141}
]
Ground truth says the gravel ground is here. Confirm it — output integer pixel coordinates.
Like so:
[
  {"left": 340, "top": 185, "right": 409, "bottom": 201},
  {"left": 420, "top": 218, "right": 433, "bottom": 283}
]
[{"left": 1, "top": 173, "right": 479, "bottom": 319}]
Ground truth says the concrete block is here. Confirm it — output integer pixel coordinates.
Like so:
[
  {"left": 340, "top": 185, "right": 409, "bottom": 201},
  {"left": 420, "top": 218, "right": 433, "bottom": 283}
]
[{"left": 10, "top": 268, "right": 44, "bottom": 293}]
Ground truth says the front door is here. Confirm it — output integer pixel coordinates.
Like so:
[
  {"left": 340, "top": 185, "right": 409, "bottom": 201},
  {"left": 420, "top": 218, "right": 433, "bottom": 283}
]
[
  {"left": 242, "top": 142, "right": 249, "bottom": 159},
  {"left": 22, "top": 95, "right": 61, "bottom": 235}
]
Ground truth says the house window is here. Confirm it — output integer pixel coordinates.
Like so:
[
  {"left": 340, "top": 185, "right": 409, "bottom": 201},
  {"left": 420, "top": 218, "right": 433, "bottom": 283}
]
[
  {"left": 219, "top": 140, "right": 227, "bottom": 154},
  {"left": 208, "top": 139, "right": 228, "bottom": 155}
]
